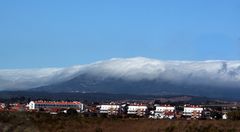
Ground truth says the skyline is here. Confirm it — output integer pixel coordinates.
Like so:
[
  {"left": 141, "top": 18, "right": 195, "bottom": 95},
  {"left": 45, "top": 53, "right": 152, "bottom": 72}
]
[{"left": 0, "top": 0, "right": 240, "bottom": 68}]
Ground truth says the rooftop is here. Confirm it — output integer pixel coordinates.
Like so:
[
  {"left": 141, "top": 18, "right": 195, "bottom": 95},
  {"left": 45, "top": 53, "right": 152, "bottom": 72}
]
[{"left": 32, "top": 101, "right": 82, "bottom": 105}]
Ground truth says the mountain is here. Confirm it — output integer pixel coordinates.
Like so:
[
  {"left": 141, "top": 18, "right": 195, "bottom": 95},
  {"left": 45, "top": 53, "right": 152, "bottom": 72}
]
[
  {"left": 31, "top": 57, "right": 240, "bottom": 100},
  {"left": 1, "top": 57, "right": 240, "bottom": 100},
  {"left": 31, "top": 73, "right": 240, "bottom": 100}
]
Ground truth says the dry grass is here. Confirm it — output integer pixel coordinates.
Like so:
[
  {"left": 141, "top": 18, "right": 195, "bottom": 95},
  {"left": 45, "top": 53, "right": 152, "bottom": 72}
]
[{"left": 0, "top": 112, "right": 240, "bottom": 132}]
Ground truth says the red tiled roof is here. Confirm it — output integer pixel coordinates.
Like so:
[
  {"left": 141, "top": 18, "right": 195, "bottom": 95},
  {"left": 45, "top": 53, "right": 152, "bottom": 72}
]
[
  {"left": 129, "top": 104, "right": 147, "bottom": 106},
  {"left": 184, "top": 105, "right": 203, "bottom": 108},
  {"left": 33, "top": 101, "right": 81, "bottom": 105},
  {"left": 158, "top": 105, "right": 174, "bottom": 107}
]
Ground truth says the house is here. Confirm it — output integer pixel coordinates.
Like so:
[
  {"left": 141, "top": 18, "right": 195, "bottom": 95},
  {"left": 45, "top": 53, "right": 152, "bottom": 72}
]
[
  {"left": 127, "top": 104, "right": 148, "bottom": 117},
  {"left": 183, "top": 105, "right": 203, "bottom": 119},
  {"left": 222, "top": 113, "right": 228, "bottom": 119},
  {"left": 0, "top": 103, "right": 5, "bottom": 111},
  {"left": 28, "top": 101, "right": 84, "bottom": 112},
  {"left": 9, "top": 103, "right": 26, "bottom": 112},
  {"left": 97, "top": 104, "right": 121, "bottom": 115},
  {"left": 153, "top": 105, "right": 175, "bottom": 119}
]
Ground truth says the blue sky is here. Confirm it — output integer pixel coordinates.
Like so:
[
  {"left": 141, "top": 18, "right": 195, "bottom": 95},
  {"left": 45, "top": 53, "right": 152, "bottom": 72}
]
[{"left": 0, "top": 0, "right": 240, "bottom": 68}]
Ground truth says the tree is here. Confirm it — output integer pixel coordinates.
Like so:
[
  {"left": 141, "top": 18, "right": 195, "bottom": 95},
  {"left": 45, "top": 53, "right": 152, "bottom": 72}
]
[
  {"left": 210, "top": 111, "right": 222, "bottom": 120},
  {"left": 67, "top": 108, "right": 78, "bottom": 116},
  {"left": 227, "top": 110, "right": 240, "bottom": 120}
]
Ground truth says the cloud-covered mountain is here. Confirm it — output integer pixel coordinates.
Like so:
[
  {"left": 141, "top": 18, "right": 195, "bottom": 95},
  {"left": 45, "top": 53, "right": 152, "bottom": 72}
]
[
  {"left": 0, "top": 66, "right": 83, "bottom": 90},
  {"left": 1, "top": 57, "right": 240, "bottom": 99}
]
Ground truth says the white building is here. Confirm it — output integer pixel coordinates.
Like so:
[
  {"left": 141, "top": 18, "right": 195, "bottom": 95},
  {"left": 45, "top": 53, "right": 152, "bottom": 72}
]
[
  {"left": 0, "top": 103, "right": 5, "bottom": 109},
  {"left": 153, "top": 105, "right": 175, "bottom": 119},
  {"left": 183, "top": 105, "right": 203, "bottom": 118},
  {"left": 28, "top": 101, "right": 84, "bottom": 112},
  {"left": 222, "top": 113, "right": 228, "bottom": 120},
  {"left": 97, "top": 104, "right": 120, "bottom": 115},
  {"left": 127, "top": 104, "right": 148, "bottom": 116}
]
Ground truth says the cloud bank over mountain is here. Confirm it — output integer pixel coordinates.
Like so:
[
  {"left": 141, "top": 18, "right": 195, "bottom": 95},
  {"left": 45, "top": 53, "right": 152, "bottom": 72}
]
[
  {"left": 0, "top": 57, "right": 240, "bottom": 91},
  {"left": 0, "top": 66, "right": 83, "bottom": 90}
]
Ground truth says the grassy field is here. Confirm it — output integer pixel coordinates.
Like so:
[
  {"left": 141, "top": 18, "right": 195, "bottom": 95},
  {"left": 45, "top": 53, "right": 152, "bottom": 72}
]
[{"left": 0, "top": 112, "right": 240, "bottom": 132}]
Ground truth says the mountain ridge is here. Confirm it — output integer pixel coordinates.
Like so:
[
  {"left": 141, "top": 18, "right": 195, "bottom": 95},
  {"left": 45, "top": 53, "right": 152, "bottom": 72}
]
[{"left": 1, "top": 57, "right": 240, "bottom": 99}]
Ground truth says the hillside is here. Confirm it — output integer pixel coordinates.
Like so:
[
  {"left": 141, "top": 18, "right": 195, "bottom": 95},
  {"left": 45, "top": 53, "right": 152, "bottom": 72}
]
[{"left": 1, "top": 57, "right": 240, "bottom": 99}]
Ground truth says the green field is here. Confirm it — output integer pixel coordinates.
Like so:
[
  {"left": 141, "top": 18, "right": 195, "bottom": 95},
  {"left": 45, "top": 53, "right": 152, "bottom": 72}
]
[{"left": 0, "top": 112, "right": 240, "bottom": 132}]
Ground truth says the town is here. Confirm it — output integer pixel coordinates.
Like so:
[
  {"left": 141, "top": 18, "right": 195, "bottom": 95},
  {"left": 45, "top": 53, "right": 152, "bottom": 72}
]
[{"left": 1, "top": 99, "right": 239, "bottom": 120}]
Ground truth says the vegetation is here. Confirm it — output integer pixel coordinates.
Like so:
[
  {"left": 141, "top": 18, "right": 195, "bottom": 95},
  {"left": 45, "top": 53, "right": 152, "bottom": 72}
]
[
  {"left": 0, "top": 112, "right": 240, "bottom": 132},
  {"left": 228, "top": 110, "right": 240, "bottom": 120}
]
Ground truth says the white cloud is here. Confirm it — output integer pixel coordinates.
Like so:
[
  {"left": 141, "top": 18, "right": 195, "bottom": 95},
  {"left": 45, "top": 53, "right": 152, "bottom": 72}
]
[
  {"left": 0, "top": 57, "right": 240, "bottom": 90},
  {"left": 0, "top": 66, "right": 83, "bottom": 90}
]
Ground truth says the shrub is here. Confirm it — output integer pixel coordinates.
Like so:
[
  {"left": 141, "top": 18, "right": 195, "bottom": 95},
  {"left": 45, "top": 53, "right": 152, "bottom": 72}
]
[
  {"left": 228, "top": 110, "right": 240, "bottom": 120},
  {"left": 67, "top": 108, "right": 78, "bottom": 116}
]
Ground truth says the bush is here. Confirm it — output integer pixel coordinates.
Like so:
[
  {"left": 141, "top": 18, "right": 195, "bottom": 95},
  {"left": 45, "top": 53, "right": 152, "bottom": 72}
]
[
  {"left": 228, "top": 110, "right": 240, "bottom": 120},
  {"left": 67, "top": 108, "right": 78, "bottom": 116}
]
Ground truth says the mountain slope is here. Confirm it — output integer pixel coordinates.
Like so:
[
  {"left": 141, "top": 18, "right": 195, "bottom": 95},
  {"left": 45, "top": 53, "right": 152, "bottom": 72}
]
[
  {"left": 1, "top": 57, "right": 240, "bottom": 99},
  {"left": 32, "top": 73, "right": 240, "bottom": 99}
]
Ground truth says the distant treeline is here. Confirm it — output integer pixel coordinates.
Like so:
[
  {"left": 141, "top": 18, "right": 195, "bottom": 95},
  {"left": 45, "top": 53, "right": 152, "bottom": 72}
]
[
  {"left": 0, "top": 97, "right": 30, "bottom": 104},
  {"left": 0, "top": 91, "right": 229, "bottom": 104}
]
